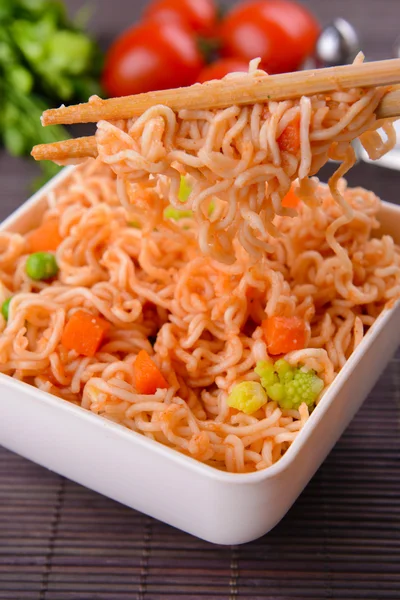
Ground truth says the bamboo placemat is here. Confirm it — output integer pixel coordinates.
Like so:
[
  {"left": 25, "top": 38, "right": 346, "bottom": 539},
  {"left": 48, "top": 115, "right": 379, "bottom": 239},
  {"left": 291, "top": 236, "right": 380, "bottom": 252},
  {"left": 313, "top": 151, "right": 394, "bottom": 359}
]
[{"left": 0, "top": 345, "right": 399, "bottom": 600}]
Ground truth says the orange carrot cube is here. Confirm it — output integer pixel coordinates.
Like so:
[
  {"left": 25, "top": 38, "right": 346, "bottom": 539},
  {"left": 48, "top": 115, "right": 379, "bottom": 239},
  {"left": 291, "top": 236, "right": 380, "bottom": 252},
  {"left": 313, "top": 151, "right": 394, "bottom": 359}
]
[
  {"left": 61, "top": 310, "right": 110, "bottom": 357},
  {"left": 262, "top": 316, "right": 307, "bottom": 355},
  {"left": 134, "top": 349, "right": 168, "bottom": 394},
  {"left": 27, "top": 219, "right": 63, "bottom": 253}
]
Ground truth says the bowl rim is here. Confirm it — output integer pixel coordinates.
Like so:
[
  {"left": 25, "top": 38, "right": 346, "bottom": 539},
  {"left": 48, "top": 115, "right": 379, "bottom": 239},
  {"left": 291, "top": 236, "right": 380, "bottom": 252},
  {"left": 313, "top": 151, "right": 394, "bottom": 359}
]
[{"left": 1, "top": 165, "right": 399, "bottom": 485}]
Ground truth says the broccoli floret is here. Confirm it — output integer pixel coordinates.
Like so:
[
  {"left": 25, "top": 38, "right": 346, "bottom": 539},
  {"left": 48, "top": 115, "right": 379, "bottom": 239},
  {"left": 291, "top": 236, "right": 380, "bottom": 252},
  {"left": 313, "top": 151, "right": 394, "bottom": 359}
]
[
  {"left": 227, "top": 381, "right": 268, "bottom": 415},
  {"left": 255, "top": 359, "right": 324, "bottom": 411},
  {"left": 254, "top": 360, "right": 277, "bottom": 389}
]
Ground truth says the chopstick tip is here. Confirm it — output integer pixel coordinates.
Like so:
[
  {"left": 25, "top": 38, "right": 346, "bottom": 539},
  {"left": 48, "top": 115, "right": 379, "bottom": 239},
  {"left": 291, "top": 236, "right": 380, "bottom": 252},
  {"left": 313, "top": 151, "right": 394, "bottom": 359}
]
[
  {"left": 31, "top": 145, "right": 41, "bottom": 161},
  {"left": 41, "top": 104, "right": 67, "bottom": 127}
]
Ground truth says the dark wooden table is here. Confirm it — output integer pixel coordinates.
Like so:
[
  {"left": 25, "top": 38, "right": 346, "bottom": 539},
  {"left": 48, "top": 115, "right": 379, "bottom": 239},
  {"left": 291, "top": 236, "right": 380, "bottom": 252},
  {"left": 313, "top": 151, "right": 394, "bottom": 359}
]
[{"left": 1, "top": 2, "right": 400, "bottom": 599}]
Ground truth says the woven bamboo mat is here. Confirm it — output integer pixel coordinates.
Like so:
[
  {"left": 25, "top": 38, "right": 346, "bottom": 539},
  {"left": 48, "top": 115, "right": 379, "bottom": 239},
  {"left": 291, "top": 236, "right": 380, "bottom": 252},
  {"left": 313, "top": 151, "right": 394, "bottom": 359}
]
[{"left": 0, "top": 345, "right": 399, "bottom": 600}]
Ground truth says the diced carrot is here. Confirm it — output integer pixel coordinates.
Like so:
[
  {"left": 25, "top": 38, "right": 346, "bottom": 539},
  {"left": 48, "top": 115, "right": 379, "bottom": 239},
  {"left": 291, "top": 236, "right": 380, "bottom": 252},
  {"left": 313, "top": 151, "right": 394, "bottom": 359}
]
[
  {"left": 134, "top": 349, "right": 168, "bottom": 395},
  {"left": 277, "top": 117, "right": 301, "bottom": 154},
  {"left": 282, "top": 186, "right": 301, "bottom": 209},
  {"left": 262, "top": 316, "right": 307, "bottom": 355},
  {"left": 61, "top": 310, "right": 110, "bottom": 357},
  {"left": 27, "top": 219, "right": 63, "bottom": 253}
]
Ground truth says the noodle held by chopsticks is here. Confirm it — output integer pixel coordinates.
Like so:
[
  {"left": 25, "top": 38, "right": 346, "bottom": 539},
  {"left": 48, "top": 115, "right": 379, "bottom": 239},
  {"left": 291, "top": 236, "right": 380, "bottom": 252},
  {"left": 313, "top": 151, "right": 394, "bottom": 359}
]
[{"left": 86, "top": 57, "right": 395, "bottom": 267}]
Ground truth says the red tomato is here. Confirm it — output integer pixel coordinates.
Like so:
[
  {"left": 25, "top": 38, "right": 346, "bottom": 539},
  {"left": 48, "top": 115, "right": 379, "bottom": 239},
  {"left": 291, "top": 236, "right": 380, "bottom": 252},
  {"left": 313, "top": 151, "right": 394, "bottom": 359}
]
[
  {"left": 144, "top": 0, "right": 217, "bottom": 37},
  {"left": 197, "top": 58, "right": 250, "bottom": 83},
  {"left": 220, "top": 0, "right": 320, "bottom": 74},
  {"left": 102, "top": 20, "right": 204, "bottom": 97}
]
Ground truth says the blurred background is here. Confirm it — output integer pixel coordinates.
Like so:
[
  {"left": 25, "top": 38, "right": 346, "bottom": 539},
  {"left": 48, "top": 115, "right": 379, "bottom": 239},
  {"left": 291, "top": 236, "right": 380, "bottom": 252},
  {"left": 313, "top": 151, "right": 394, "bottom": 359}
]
[{"left": 1, "top": 2, "right": 400, "bottom": 599}]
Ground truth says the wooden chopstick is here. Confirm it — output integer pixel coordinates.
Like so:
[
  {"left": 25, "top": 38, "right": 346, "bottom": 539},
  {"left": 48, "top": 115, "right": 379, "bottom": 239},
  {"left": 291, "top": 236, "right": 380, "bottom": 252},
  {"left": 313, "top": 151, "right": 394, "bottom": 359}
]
[
  {"left": 41, "top": 59, "right": 400, "bottom": 126},
  {"left": 31, "top": 86, "right": 400, "bottom": 163},
  {"left": 32, "top": 136, "right": 99, "bottom": 162},
  {"left": 376, "top": 84, "right": 400, "bottom": 119}
]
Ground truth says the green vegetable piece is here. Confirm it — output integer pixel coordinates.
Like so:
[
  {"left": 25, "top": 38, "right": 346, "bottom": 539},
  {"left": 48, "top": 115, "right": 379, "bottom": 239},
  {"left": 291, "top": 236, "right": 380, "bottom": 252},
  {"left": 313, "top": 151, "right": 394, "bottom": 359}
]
[
  {"left": 1, "top": 296, "right": 12, "bottom": 320},
  {"left": 11, "top": 18, "right": 53, "bottom": 63},
  {"left": 3, "top": 126, "right": 26, "bottom": 156},
  {"left": 0, "top": 29, "right": 19, "bottom": 64},
  {"left": 208, "top": 199, "right": 215, "bottom": 216},
  {"left": 0, "top": 0, "right": 103, "bottom": 183},
  {"left": 46, "top": 30, "right": 94, "bottom": 76},
  {"left": 0, "top": 2, "right": 13, "bottom": 21},
  {"left": 178, "top": 175, "right": 192, "bottom": 203},
  {"left": 164, "top": 206, "right": 193, "bottom": 221},
  {"left": 2, "top": 88, "right": 69, "bottom": 181},
  {"left": 9, "top": 10, "right": 102, "bottom": 100},
  {"left": 128, "top": 221, "right": 141, "bottom": 228},
  {"left": 17, "top": 0, "right": 65, "bottom": 22},
  {"left": 255, "top": 359, "right": 324, "bottom": 411},
  {"left": 26, "top": 252, "right": 59, "bottom": 281},
  {"left": 227, "top": 381, "right": 268, "bottom": 415},
  {"left": 255, "top": 360, "right": 278, "bottom": 389},
  {"left": 7, "top": 65, "right": 33, "bottom": 93}
]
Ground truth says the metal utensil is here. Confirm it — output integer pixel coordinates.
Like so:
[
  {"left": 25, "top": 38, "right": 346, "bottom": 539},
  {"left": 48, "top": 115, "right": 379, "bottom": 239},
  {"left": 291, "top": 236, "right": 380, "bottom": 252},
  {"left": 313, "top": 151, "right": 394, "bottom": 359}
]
[
  {"left": 393, "top": 35, "right": 400, "bottom": 59},
  {"left": 357, "top": 36, "right": 400, "bottom": 171},
  {"left": 315, "top": 18, "right": 361, "bottom": 67}
]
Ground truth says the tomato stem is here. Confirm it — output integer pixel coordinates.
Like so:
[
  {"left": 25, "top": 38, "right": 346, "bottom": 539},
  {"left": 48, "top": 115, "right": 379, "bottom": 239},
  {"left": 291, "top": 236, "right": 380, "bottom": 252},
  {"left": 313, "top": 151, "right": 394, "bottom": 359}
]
[
  {"left": 216, "top": 3, "right": 228, "bottom": 22},
  {"left": 197, "top": 36, "right": 221, "bottom": 65}
]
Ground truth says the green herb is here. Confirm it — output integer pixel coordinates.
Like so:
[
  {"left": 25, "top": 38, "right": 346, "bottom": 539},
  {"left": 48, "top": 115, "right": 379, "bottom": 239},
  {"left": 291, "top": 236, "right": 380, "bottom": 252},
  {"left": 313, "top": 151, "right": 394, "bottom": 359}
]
[
  {"left": 0, "top": 0, "right": 104, "bottom": 185},
  {"left": 26, "top": 252, "right": 59, "bottom": 280}
]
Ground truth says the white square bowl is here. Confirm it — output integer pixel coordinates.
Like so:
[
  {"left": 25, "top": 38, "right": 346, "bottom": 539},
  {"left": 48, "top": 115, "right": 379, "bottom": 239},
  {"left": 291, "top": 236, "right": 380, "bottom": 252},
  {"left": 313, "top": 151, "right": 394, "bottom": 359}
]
[{"left": 0, "top": 166, "right": 399, "bottom": 545}]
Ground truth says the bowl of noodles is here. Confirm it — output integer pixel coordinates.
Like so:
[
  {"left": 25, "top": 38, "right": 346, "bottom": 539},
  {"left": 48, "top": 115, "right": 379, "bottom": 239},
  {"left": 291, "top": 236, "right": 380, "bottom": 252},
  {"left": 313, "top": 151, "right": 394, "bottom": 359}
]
[{"left": 1, "top": 59, "right": 400, "bottom": 544}]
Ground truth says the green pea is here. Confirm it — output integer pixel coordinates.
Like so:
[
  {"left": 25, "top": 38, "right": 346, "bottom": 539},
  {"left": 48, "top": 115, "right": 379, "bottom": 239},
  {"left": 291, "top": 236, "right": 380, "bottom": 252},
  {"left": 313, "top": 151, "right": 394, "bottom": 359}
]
[
  {"left": 26, "top": 252, "right": 59, "bottom": 281},
  {"left": 1, "top": 297, "right": 12, "bottom": 320}
]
